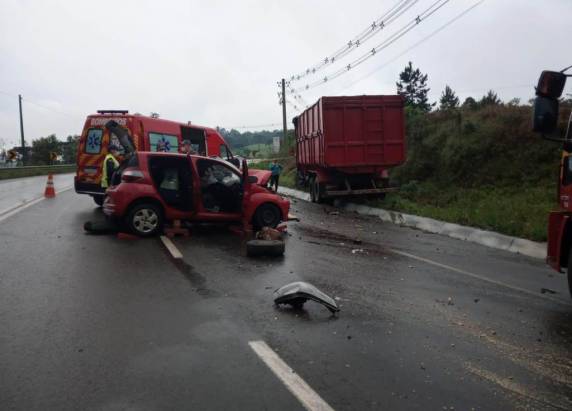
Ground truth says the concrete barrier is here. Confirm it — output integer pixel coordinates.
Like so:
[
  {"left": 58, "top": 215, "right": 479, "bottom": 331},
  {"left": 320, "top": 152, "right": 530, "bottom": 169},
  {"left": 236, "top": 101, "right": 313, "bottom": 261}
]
[{"left": 278, "top": 186, "right": 547, "bottom": 260}]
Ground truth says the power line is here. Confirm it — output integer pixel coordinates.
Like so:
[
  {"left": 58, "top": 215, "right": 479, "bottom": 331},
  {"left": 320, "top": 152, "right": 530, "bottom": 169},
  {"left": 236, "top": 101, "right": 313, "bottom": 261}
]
[
  {"left": 290, "top": 0, "right": 452, "bottom": 94},
  {"left": 337, "top": 0, "right": 486, "bottom": 93},
  {"left": 287, "top": 0, "right": 419, "bottom": 84}
]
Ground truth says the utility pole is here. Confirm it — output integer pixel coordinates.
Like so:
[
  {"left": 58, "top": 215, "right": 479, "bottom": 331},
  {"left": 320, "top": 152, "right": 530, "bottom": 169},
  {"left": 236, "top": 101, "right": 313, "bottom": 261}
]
[
  {"left": 281, "top": 78, "right": 287, "bottom": 145},
  {"left": 18, "top": 94, "right": 25, "bottom": 166}
]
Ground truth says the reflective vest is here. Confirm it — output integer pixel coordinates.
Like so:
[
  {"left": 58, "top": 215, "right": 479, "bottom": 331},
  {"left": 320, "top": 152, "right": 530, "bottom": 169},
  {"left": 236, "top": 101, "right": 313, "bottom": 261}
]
[{"left": 101, "top": 154, "right": 120, "bottom": 188}]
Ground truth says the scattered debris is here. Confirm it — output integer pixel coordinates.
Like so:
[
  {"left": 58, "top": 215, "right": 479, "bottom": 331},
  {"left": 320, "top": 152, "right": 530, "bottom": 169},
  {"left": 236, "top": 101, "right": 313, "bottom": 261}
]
[
  {"left": 256, "top": 226, "right": 283, "bottom": 241},
  {"left": 274, "top": 281, "right": 340, "bottom": 314},
  {"left": 540, "top": 287, "right": 557, "bottom": 294},
  {"left": 83, "top": 220, "right": 117, "bottom": 235},
  {"left": 474, "top": 298, "right": 480, "bottom": 303},
  {"left": 447, "top": 297, "right": 454, "bottom": 306},
  {"left": 328, "top": 211, "right": 339, "bottom": 216},
  {"left": 351, "top": 248, "right": 365, "bottom": 254},
  {"left": 352, "top": 239, "right": 362, "bottom": 245}
]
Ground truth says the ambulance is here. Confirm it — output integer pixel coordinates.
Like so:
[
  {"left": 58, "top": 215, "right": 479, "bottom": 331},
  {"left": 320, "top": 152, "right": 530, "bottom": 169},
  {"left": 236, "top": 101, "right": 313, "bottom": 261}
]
[{"left": 75, "top": 110, "right": 237, "bottom": 205}]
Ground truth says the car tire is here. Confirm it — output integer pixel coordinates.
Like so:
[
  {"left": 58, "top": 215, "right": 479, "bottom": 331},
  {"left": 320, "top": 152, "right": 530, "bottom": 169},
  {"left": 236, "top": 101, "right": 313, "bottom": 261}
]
[
  {"left": 253, "top": 203, "right": 282, "bottom": 230},
  {"left": 93, "top": 195, "right": 105, "bottom": 207},
  {"left": 126, "top": 203, "right": 163, "bottom": 237},
  {"left": 246, "top": 239, "right": 285, "bottom": 257}
]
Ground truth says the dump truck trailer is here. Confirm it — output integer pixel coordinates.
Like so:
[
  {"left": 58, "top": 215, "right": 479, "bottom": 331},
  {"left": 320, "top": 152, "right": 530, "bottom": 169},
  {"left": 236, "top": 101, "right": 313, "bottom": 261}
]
[{"left": 293, "top": 95, "right": 406, "bottom": 203}]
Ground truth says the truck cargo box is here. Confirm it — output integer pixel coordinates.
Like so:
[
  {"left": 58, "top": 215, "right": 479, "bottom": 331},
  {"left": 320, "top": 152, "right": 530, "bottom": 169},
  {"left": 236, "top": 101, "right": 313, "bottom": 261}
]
[{"left": 294, "top": 95, "right": 405, "bottom": 174}]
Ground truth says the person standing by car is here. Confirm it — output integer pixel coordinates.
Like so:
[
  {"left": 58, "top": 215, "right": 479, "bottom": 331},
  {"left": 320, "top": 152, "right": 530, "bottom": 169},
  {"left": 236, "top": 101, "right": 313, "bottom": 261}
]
[
  {"left": 269, "top": 159, "right": 282, "bottom": 192},
  {"left": 101, "top": 146, "right": 120, "bottom": 189}
]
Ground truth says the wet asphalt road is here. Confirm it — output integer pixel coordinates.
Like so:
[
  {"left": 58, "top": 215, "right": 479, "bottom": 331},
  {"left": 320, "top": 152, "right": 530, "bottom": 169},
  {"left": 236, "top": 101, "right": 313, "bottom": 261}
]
[
  {"left": 0, "top": 173, "right": 74, "bottom": 214},
  {"left": 1, "top": 187, "right": 572, "bottom": 410}
]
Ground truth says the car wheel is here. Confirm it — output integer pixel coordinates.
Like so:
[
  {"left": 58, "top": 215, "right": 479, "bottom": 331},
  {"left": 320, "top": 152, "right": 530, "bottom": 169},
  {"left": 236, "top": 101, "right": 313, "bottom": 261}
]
[
  {"left": 93, "top": 195, "right": 105, "bottom": 207},
  {"left": 126, "top": 203, "right": 163, "bottom": 237},
  {"left": 253, "top": 203, "right": 281, "bottom": 229},
  {"left": 246, "top": 239, "right": 285, "bottom": 257}
]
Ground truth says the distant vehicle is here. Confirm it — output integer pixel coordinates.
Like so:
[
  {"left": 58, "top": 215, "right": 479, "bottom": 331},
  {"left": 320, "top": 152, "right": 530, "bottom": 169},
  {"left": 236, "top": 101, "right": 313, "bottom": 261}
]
[
  {"left": 103, "top": 152, "right": 290, "bottom": 237},
  {"left": 532, "top": 67, "right": 572, "bottom": 297},
  {"left": 75, "top": 110, "right": 239, "bottom": 205},
  {"left": 293, "top": 95, "right": 406, "bottom": 203}
]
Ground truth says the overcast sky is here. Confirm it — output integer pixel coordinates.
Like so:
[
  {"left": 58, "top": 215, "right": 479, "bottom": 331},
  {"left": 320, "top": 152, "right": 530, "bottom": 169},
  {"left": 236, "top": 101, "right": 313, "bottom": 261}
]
[{"left": 1, "top": 0, "right": 571, "bottom": 148}]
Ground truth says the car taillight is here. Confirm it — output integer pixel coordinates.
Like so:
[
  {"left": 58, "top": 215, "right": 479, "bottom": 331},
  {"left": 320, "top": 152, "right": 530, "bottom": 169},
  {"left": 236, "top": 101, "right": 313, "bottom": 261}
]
[{"left": 121, "top": 169, "right": 145, "bottom": 183}]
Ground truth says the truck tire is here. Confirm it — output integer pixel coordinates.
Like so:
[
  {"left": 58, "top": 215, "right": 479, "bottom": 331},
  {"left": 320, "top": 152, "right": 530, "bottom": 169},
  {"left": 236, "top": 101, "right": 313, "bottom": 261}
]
[
  {"left": 253, "top": 203, "right": 281, "bottom": 230},
  {"left": 566, "top": 247, "right": 572, "bottom": 297},
  {"left": 314, "top": 180, "right": 326, "bottom": 204},
  {"left": 246, "top": 239, "right": 285, "bottom": 257},
  {"left": 126, "top": 203, "right": 163, "bottom": 237},
  {"left": 309, "top": 176, "right": 316, "bottom": 203}
]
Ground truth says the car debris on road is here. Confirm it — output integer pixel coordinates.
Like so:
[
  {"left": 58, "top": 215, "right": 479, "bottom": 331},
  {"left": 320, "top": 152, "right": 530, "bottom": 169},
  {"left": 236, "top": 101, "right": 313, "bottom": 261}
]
[{"left": 274, "top": 281, "right": 340, "bottom": 314}]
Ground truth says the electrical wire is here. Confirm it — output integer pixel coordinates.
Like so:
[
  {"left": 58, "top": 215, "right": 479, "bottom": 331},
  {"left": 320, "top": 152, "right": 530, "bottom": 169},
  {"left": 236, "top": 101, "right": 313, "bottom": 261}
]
[
  {"left": 287, "top": 0, "right": 419, "bottom": 84},
  {"left": 290, "top": 0, "right": 451, "bottom": 94},
  {"left": 337, "top": 0, "right": 485, "bottom": 93}
]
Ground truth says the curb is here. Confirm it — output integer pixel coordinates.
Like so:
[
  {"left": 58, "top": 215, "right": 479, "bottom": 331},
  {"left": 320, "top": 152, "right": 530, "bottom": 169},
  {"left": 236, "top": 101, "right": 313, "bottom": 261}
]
[{"left": 278, "top": 186, "right": 546, "bottom": 260}]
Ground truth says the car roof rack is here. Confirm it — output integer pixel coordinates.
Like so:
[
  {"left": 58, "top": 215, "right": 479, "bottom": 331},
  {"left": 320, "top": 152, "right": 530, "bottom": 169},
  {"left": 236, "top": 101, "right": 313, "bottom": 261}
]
[{"left": 97, "top": 110, "right": 129, "bottom": 115}]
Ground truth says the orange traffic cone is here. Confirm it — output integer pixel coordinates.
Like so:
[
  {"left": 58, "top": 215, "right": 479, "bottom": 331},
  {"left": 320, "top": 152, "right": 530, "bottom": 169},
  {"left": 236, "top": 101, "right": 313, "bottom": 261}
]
[{"left": 44, "top": 174, "right": 56, "bottom": 198}]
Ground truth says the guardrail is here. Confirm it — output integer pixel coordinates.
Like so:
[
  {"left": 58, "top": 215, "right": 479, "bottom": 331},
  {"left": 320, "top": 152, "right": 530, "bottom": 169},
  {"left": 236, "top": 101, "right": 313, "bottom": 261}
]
[{"left": 0, "top": 164, "right": 76, "bottom": 180}]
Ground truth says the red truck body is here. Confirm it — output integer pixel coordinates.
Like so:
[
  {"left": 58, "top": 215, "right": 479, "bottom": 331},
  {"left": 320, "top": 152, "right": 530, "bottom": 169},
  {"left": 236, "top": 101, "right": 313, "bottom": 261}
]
[{"left": 294, "top": 95, "right": 406, "bottom": 202}]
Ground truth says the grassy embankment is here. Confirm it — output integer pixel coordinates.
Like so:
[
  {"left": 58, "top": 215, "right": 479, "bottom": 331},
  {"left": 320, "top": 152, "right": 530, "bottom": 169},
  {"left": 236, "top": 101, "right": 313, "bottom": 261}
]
[
  {"left": 0, "top": 165, "right": 76, "bottom": 180},
  {"left": 251, "top": 103, "right": 568, "bottom": 242}
]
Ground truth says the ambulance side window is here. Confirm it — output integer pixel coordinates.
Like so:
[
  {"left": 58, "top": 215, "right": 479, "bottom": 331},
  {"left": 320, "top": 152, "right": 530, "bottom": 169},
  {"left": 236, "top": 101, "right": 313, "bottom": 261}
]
[
  {"left": 85, "top": 129, "right": 103, "bottom": 154},
  {"left": 149, "top": 132, "right": 179, "bottom": 152}
]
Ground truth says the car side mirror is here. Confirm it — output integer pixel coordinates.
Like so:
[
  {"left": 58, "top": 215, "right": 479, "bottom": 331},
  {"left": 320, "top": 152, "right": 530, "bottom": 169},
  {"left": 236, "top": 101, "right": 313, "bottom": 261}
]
[
  {"left": 533, "top": 96, "right": 559, "bottom": 134},
  {"left": 247, "top": 175, "right": 258, "bottom": 184},
  {"left": 536, "top": 71, "right": 567, "bottom": 98}
]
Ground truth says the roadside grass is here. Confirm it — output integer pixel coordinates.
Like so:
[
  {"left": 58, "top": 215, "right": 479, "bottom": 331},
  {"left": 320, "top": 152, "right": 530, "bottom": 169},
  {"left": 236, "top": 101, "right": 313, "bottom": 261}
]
[
  {"left": 251, "top": 156, "right": 554, "bottom": 242},
  {"left": 370, "top": 181, "right": 555, "bottom": 242},
  {"left": 0, "top": 165, "right": 76, "bottom": 180}
]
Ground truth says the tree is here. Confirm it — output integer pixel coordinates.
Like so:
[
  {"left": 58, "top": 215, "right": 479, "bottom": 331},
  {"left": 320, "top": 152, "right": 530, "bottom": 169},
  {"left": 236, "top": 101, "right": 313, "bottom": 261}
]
[
  {"left": 479, "top": 90, "right": 502, "bottom": 107},
  {"left": 462, "top": 97, "right": 477, "bottom": 110},
  {"left": 439, "top": 85, "right": 460, "bottom": 111},
  {"left": 31, "top": 135, "right": 59, "bottom": 165},
  {"left": 396, "top": 61, "right": 433, "bottom": 112},
  {"left": 61, "top": 135, "right": 79, "bottom": 164}
]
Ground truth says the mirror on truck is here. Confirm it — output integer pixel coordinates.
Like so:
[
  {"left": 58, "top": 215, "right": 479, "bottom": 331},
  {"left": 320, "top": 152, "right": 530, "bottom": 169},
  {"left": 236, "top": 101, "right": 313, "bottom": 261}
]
[
  {"left": 533, "top": 96, "right": 559, "bottom": 134},
  {"left": 536, "top": 70, "right": 566, "bottom": 98}
]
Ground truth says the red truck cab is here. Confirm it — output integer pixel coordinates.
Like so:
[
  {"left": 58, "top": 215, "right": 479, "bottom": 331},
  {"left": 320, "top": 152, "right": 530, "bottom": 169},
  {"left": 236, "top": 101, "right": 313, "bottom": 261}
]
[
  {"left": 75, "top": 110, "right": 237, "bottom": 204},
  {"left": 533, "top": 68, "right": 572, "bottom": 296}
]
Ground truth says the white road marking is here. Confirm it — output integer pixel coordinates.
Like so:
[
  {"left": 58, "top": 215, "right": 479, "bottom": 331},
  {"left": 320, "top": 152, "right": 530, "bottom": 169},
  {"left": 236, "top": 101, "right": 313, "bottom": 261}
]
[
  {"left": 0, "top": 185, "right": 73, "bottom": 223},
  {"left": 160, "top": 236, "right": 183, "bottom": 259},
  {"left": 390, "top": 248, "right": 569, "bottom": 306},
  {"left": 248, "top": 340, "right": 335, "bottom": 411}
]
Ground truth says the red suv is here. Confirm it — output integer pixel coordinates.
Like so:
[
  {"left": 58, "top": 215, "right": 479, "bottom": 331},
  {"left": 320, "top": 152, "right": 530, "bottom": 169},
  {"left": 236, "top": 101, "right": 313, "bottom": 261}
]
[{"left": 103, "top": 152, "right": 290, "bottom": 236}]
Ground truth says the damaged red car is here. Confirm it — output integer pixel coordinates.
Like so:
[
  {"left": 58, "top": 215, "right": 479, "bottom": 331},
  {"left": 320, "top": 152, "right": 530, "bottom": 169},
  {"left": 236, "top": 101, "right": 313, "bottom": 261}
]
[{"left": 103, "top": 152, "right": 290, "bottom": 236}]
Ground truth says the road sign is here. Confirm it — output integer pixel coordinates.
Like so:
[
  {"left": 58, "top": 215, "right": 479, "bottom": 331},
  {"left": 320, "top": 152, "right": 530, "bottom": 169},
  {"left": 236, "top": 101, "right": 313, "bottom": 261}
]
[
  {"left": 50, "top": 152, "right": 58, "bottom": 161},
  {"left": 7, "top": 150, "right": 17, "bottom": 161}
]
